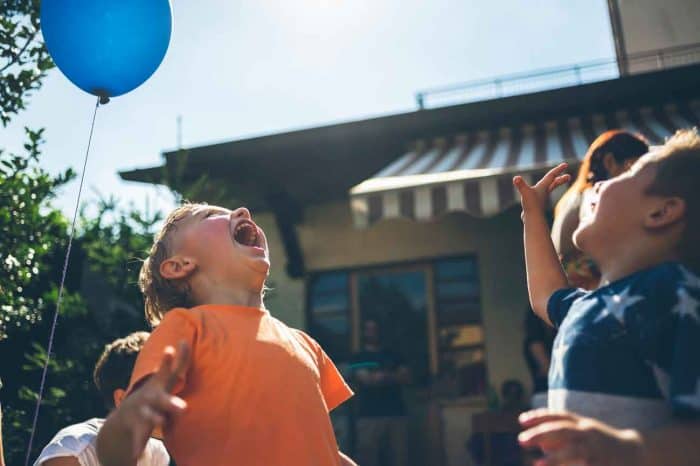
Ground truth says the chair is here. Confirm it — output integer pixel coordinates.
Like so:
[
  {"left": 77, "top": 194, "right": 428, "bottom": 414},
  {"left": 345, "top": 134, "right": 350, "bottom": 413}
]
[{"left": 470, "top": 411, "right": 525, "bottom": 466}]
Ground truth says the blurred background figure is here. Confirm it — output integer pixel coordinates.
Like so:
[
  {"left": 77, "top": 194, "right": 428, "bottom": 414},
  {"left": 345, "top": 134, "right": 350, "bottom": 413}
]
[
  {"left": 551, "top": 130, "right": 649, "bottom": 290},
  {"left": 499, "top": 380, "right": 528, "bottom": 414},
  {"left": 350, "top": 319, "right": 411, "bottom": 466},
  {"left": 468, "top": 380, "right": 528, "bottom": 466},
  {"left": 32, "top": 332, "right": 169, "bottom": 466},
  {"left": 523, "top": 308, "right": 555, "bottom": 408}
]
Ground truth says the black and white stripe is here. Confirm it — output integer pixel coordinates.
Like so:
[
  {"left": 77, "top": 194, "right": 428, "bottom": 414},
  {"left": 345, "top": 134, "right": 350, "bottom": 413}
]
[{"left": 351, "top": 100, "right": 700, "bottom": 227}]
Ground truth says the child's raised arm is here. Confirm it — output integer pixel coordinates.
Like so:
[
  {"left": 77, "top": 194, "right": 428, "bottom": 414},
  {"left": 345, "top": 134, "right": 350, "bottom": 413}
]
[
  {"left": 96, "top": 342, "right": 190, "bottom": 466},
  {"left": 513, "top": 164, "right": 571, "bottom": 325}
]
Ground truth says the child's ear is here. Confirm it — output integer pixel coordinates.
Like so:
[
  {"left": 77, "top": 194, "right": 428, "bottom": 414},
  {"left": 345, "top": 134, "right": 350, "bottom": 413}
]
[
  {"left": 112, "top": 388, "right": 126, "bottom": 408},
  {"left": 160, "top": 256, "right": 197, "bottom": 280},
  {"left": 644, "top": 197, "right": 686, "bottom": 230}
]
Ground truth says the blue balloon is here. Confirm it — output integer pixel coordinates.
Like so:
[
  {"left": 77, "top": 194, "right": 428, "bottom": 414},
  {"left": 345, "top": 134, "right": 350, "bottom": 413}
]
[{"left": 41, "top": 0, "right": 172, "bottom": 100}]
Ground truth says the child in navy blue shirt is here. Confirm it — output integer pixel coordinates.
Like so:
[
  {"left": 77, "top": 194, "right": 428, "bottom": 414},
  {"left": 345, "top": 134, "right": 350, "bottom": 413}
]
[{"left": 514, "top": 129, "right": 700, "bottom": 466}]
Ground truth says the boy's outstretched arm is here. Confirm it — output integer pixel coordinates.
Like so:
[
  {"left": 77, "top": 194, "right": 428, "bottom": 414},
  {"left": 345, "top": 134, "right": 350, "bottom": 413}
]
[
  {"left": 513, "top": 164, "right": 571, "bottom": 325},
  {"left": 96, "top": 342, "right": 190, "bottom": 466}
]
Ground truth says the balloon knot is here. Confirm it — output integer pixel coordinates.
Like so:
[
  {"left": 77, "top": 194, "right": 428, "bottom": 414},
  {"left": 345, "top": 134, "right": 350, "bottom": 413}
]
[{"left": 93, "top": 88, "right": 111, "bottom": 105}]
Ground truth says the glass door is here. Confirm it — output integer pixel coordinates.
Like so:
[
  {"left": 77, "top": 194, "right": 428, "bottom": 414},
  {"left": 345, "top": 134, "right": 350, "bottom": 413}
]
[{"left": 353, "top": 267, "right": 432, "bottom": 466}]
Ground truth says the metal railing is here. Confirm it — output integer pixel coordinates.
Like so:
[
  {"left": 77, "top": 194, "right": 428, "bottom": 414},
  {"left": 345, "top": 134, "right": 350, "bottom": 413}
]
[{"left": 415, "top": 42, "right": 700, "bottom": 110}]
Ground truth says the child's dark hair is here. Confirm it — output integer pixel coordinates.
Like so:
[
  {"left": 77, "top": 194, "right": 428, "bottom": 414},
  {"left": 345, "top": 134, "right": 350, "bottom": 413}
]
[
  {"left": 93, "top": 331, "right": 149, "bottom": 409},
  {"left": 578, "top": 130, "right": 650, "bottom": 188},
  {"left": 646, "top": 128, "right": 700, "bottom": 273},
  {"left": 555, "top": 130, "right": 649, "bottom": 219}
]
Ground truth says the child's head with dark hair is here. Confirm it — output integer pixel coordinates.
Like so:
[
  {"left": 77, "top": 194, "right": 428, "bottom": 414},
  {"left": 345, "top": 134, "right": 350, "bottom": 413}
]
[
  {"left": 501, "top": 379, "right": 525, "bottom": 411},
  {"left": 555, "top": 129, "right": 649, "bottom": 221},
  {"left": 93, "top": 331, "right": 150, "bottom": 410},
  {"left": 573, "top": 128, "right": 700, "bottom": 274},
  {"left": 577, "top": 130, "right": 650, "bottom": 188}
]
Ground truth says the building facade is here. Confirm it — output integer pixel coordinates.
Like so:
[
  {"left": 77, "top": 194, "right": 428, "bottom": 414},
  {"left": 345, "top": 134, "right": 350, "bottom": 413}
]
[{"left": 122, "top": 63, "right": 700, "bottom": 465}]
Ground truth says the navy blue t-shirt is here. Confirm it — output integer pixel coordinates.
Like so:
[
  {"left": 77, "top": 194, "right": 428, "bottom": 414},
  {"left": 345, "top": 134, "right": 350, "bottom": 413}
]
[
  {"left": 350, "top": 350, "right": 407, "bottom": 418},
  {"left": 546, "top": 262, "right": 700, "bottom": 429}
]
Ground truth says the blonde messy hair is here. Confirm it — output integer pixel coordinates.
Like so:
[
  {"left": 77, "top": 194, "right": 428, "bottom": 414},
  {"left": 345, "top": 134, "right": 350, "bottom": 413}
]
[
  {"left": 647, "top": 128, "right": 700, "bottom": 272},
  {"left": 140, "top": 203, "right": 203, "bottom": 326}
]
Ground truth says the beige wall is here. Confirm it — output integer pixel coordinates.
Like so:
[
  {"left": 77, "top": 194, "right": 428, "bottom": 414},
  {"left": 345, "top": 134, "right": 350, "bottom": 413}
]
[
  {"left": 258, "top": 200, "right": 533, "bottom": 393},
  {"left": 253, "top": 212, "right": 306, "bottom": 329},
  {"left": 613, "top": 0, "right": 700, "bottom": 72},
  {"left": 297, "top": 200, "right": 532, "bottom": 394}
]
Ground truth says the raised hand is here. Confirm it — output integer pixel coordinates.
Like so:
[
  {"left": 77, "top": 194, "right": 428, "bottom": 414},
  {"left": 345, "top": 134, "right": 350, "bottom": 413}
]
[
  {"left": 513, "top": 163, "right": 571, "bottom": 321},
  {"left": 518, "top": 409, "right": 643, "bottom": 466},
  {"left": 97, "top": 341, "right": 190, "bottom": 466},
  {"left": 513, "top": 163, "right": 571, "bottom": 216}
]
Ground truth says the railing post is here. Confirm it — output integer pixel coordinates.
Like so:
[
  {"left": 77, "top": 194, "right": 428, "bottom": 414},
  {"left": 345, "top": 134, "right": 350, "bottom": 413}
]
[
  {"left": 411, "top": 42, "right": 700, "bottom": 108},
  {"left": 574, "top": 65, "right": 582, "bottom": 84},
  {"left": 656, "top": 51, "right": 664, "bottom": 69}
]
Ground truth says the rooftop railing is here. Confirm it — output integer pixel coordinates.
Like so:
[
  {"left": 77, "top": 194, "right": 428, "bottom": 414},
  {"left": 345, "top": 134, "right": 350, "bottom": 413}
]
[{"left": 415, "top": 42, "right": 700, "bottom": 110}]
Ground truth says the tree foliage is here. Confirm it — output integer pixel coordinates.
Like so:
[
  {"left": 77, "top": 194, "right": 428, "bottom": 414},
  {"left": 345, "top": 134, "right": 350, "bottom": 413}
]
[
  {"left": 0, "top": 128, "right": 74, "bottom": 340},
  {"left": 1, "top": 192, "right": 161, "bottom": 464},
  {"left": 0, "top": 0, "right": 54, "bottom": 126},
  {"left": 0, "top": 3, "right": 165, "bottom": 463}
]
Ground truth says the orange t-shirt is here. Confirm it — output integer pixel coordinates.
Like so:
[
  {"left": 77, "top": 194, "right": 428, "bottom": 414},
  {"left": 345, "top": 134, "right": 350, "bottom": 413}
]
[{"left": 129, "top": 305, "right": 353, "bottom": 466}]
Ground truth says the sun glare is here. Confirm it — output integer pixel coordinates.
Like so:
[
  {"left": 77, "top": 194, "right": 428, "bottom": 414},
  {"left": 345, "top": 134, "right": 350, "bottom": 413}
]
[{"left": 275, "top": 0, "right": 371, "bottom": 28}]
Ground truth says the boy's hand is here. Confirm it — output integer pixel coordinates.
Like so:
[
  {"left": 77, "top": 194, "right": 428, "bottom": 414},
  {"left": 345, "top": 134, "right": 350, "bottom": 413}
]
[
  {"left": 519, "top": 409, "right": 644, "bottom": 466},
  {"left": 97, "top": 342, "right": 190, "bottom": 466},
  {"left": 514, "top": 163, "right": 570, "bottom": 217}
]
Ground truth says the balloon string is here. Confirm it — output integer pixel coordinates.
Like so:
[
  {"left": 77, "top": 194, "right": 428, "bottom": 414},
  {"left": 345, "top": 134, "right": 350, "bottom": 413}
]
[{"left": 24, "top": 97, "right": 102, "bottom": 466}]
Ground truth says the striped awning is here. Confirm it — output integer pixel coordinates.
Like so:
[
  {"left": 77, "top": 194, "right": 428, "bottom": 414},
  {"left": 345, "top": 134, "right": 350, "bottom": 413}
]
[{"left": 350, "top": 100, "right": 700, "bottom": 227}]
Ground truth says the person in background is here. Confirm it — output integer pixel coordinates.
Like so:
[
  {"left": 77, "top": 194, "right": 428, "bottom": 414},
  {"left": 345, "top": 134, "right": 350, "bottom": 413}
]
[
  {"left": 500, "top": 380, "right": 528, "bottom": 414},
  {"left": 350, "top": 318, "right": 411, "bottom": 466},
  {"left": 523, "top": 308, "right": 555, "bottom": 408},
  {"left": 33, "top": 332, "right": 169, "bottom": 466},
  {"left": 551, "top": 130, "right": 649, "bottom": 290},
  {"left": 468, "top": 380, "right": 528, "bottom": 466}
]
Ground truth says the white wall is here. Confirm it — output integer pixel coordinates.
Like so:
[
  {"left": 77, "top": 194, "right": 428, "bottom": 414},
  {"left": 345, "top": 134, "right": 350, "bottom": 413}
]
[
  {"left": 614, "top": 0, "right": 700, "bottom": 72},
  {"left": 253, "top": 212, "right": 306, "bottom": 329}
]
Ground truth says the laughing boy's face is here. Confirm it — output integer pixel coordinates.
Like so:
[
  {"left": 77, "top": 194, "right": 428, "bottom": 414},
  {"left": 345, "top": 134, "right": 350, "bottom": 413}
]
[{"left": 172, "top": 205, "right": 270, "bottom": 287}]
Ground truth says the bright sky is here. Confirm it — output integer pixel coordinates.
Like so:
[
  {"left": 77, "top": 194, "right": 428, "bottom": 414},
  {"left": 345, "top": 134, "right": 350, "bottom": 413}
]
[{"left": 3, "top": 0, "right": 615, "bottom": 217}]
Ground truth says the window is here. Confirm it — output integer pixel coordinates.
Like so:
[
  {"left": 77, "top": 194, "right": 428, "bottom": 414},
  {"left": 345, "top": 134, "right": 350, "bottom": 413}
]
[
  {"left": 435, "top": 257, "right": 487, "bottom": 396},
  {"left": 306, "top": 256, "right": 487, "bottom": 397},
  {"left": 357, "top": 270, "right": 430, "bottom": 383},
  {"left": 307, "top": 272, "right": 351, "bottom": 360}
]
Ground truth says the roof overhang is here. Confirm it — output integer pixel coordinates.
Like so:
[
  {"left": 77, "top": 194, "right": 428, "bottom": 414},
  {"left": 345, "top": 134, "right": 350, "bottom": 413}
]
[{"left": 119, "top": 63, "right": 700, "bottom": 212}]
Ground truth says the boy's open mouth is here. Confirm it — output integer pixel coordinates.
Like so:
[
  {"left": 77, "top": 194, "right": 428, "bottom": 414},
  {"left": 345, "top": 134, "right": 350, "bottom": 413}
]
[{"left": 233, "top": 220, "right": 260, "bottom": 248}]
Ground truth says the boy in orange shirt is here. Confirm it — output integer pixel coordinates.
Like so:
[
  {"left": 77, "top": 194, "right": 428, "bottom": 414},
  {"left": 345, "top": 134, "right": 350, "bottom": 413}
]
[{"left": 96, "top": 205, "right": 357, "bottom": 466}]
